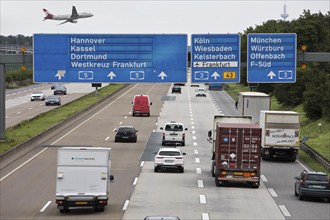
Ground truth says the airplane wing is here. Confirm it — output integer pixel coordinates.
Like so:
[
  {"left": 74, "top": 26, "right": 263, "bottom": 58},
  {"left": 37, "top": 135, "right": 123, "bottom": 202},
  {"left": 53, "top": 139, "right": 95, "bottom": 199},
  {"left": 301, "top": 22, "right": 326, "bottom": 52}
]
[
  {"left": 71, "top": 6, "right": 79, "bottom": 19},
  {"left": 57, "top": 20, "right": 70, "bottom": 25}
]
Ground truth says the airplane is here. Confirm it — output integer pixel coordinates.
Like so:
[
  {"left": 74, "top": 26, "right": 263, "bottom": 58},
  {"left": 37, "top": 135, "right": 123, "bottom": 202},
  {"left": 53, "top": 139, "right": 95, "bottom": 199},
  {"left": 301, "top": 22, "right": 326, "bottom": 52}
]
[{"left": 43, "top": 6, "right": 93, "bottom": 25}]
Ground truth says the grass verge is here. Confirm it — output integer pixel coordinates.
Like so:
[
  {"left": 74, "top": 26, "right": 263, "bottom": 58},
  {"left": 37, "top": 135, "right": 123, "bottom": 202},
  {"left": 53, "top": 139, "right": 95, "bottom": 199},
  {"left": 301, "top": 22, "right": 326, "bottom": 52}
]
[{"left": 0, "top": 84, "right": 125, "bottom": 154}]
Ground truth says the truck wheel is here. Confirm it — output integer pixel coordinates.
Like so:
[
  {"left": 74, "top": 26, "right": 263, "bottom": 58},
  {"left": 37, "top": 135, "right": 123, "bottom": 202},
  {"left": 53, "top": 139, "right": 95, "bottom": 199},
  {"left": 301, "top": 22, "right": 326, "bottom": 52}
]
[
  {"left": 182, "top": 142, "right": 185, "bottom": 146},
  {"left": 215, "top": 177, "right": 221, "bottom": 187},
  {"left": 180, "top": 167, "right": 184, "bottom": 173},
  {"left": 162, "top": 141, "right": 165, "bottom": 146},
  {"left": 154, "top": 167, "right": 158, "bottom": 172},
  {"left": 211, "top": 166, "right": 215, "bottom": 177},
  {"left": 96, "top": 206, "right": 105, "bottom": 212}
]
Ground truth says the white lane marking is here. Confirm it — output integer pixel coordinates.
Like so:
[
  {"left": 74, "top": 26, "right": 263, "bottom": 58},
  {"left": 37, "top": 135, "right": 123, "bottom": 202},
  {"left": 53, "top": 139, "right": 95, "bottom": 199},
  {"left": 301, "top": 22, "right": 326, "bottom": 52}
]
[
  {"left": 268, "top": 188, "right": 278, "bottom": 197},
  {"left": 192, "top": 130, "right": 196, "bottom": 134},
  {"left": 202, "top": 213, "right": 210, "bottom": 220},
  {"left": 140, "top": 161, "right": 145, "bottom": 167},
  {"left": 39, "top": 103, "right": 43, "bottom": 106},
  {"left": 195, "top": 158, "right": 200, "bottom": 163},
  {"left": 16, "top": 111, "right": 21, "bottom": 114},
  {"left": 191, "top": 121, "right": 194, "bottom": 125},
  {"left": 261, "top": 174, "right": 268, "bottom": 182},
  {"left": 40, "top": 201, "right": 52, "bottom": 212},
  {"left": 297, "top": 160, "right": 309, "bottom": 171},
  {"left": 124, "top": 116, "right": 128, "bottom": 119},
  {"left": 193, "top": 142, "right": 197, "bottom": 146},
  {"left": 197, "top": 180, "right": 204, "bottom": 188},
  {"left": 133, "top": 177, "right": 138, "bottom": 186},
  {"left": 190, "top": 114, "right": 193, "bottom": 117},
  {"left": 105, "top": 137, "right": 110, "bottom": 141},
  {"left": 191, "top": 126, "right": 195, "bottom": 129},
  {"left": 196, "top": 168, "right": 202, "bottom": 174},
  {"left": 0, "top": 147, "right": 48, "bottom": 182},
  {"left": 199, "top": 195, "right": 207, "bottom": 204},
  {"left": 119, "top": 121, "right": 122, "bottom": 125},
  {"left": 190, "top": 111, "right": 193, "bottom": 114},
  {"left": 190, "top": 118, "right": 194, "bottom": 121},
  {"left": 194, "top": 150, "right": 199, "bottom": 154},
  {"left": 122, "top": 200, "right": 130, "bottom": 210},
  {"left": 28, "top": 107, "right": 33, "bottom": 110},
  {"left": 193, "top": 136, "right": 196, "bottom": 140},
  {"left": 279, "top": 205, "right": 291, "bottom": 217},
  {"left": 1, "top": 84, "right": 140, "bottom": 182}
]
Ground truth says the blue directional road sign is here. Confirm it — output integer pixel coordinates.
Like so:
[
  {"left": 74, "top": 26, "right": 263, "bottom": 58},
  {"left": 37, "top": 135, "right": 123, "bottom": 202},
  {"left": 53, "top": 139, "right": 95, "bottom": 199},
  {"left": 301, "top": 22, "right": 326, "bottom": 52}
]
[
  {"left": 191, "top": 34, "right": 240, "bottom": 83},
  {"left": 247, "top": 33, "right": 297, "bottom": 83},
  {"left": 33, "top": 34, "right": 187, "bottom": 83}
]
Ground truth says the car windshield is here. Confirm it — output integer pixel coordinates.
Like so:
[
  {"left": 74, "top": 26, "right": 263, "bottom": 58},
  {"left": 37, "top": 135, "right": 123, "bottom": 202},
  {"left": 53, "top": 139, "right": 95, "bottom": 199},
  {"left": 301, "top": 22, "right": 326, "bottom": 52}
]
[
  {"left": 159, "top": 151, "right": 181, "bottom": 156},
  {"left": 306, "top": 174, "right": 328, "bottom": 182},
  {"left": 32, "top": 91, "right": 43, "bottom": 94},
  {"left": 118, "top": 127, "right": 134, "bottom": 133},
  {"left": 47, "top": 96, "right": 58, "bottom": 100},
  {"left": 165, "top": 124, "right": 183, "bottom": 131}
]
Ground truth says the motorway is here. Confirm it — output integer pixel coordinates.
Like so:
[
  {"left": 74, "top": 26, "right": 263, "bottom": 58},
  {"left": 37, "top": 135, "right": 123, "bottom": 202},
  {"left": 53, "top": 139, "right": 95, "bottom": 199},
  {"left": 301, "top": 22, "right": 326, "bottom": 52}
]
[
  {"left": 1, "top": 83, "right": 329, "bottom": 220},
  {"left": 5, "top": 83, "right": 104, "bottom": 128}
]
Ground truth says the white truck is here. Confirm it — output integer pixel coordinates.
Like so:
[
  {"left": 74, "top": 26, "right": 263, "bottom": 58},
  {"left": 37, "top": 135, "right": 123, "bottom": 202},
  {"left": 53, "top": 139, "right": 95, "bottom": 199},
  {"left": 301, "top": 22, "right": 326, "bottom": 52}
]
[
  {"left": 55, "top": 147, "right": 114, "bottom": 213},
  {"left": 237, "top": 92, "right": 271, "bottom": 124},
  {"left": 208, "top": 115, "right": 253, "bottom": 176},
  {"left": 259, "top": 111, "right": 300, "bottom": 161}
]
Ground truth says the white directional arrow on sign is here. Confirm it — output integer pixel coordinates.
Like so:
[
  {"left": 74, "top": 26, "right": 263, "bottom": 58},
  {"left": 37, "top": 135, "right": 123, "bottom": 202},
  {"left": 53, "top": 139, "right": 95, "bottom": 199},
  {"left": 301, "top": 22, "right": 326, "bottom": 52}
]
[
  {"left": 55, "top": 70, "right": 66, "bottom": 80},
  {"left": 211, "top": 71, "right": 220, "bottom": 80},
  {"left": 267, "top": 71, "right": 276, "bottom": 80},
  {"left": 158, "top": 71, "right": 167, "bottom": 80},
  {"left": 107, "top": 71, "right": 116, "bottom": 80}
]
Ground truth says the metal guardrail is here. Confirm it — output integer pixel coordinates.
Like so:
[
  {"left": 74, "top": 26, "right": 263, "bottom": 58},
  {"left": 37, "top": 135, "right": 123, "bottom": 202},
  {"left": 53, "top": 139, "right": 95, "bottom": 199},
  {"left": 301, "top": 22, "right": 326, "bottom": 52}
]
[{"left": 300, "top": 142, "right": 330, "bottom": 171}]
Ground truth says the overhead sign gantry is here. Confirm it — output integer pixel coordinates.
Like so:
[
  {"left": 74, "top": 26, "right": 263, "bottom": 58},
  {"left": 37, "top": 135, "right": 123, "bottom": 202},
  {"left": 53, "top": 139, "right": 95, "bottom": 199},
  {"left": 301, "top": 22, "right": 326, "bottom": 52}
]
[
  {"left": 191, "top": 34, "right": 241, "bottom": 83},
  {"left": 33, "top": 34, "right": 187, "bottom": 83},
  {"left": 247, "top": 33, "right": 297, "bottom": 83}
]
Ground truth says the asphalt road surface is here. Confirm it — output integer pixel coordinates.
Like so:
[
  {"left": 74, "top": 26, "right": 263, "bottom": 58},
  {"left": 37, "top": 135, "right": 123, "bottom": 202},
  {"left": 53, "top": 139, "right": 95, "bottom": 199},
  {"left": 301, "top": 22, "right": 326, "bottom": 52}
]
[{"left": 1, "top": 83, "right": 329, "bottom": 220}]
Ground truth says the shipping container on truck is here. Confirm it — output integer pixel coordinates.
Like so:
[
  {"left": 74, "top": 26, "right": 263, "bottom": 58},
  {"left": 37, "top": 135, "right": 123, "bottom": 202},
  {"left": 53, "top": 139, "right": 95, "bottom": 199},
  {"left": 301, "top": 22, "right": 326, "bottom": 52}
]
[
  {"left": 237, "top": 92, "right": 271, "bottom": 124},
  {"left": 208, "top": 115, "right": 253, "bottom": 173},
  {"left": 260, "top": 110, "right": 300, "bottom": 161},
  {"left": 55, "top": 147, "right": 114, "bottom": 213},
  {"left": 212, "top": 123, "right": 262, "bottom": 188}
]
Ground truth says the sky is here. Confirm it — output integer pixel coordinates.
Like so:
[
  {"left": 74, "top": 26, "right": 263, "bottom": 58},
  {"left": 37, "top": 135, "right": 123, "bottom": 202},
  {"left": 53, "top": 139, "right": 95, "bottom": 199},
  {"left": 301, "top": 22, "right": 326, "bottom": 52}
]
[{"left": 1, "top": 0, "right": 329, "bottom": 41}]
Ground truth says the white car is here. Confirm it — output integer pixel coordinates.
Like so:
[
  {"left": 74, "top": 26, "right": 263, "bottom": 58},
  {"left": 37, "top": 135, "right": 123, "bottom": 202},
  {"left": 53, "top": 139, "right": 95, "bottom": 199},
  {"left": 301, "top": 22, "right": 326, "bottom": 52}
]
[
  {"left": 154, "top": 148, "right": 186, "bottom": 173},
  {"left": 160, "top": 121, "right": 188, "bottom": 146},
  {"left": 195, "top": 88, "right": 207, "bottom": 97},
  {"left": 31, "top": 90, "right": 45, "bottom": 101}
]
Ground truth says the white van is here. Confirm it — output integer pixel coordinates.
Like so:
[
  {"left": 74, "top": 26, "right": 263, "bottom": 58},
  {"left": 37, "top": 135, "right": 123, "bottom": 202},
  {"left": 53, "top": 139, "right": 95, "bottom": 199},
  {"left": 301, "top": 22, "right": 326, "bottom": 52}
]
[{"left": 160, "top": 121, "right": 188, "bottom": 146}]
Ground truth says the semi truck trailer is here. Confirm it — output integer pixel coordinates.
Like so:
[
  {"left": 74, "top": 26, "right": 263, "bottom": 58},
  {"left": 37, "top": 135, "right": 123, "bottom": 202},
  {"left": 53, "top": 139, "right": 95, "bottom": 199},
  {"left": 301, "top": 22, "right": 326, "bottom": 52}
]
[
  {"left": 212, "top": 123, "right": 262, "bottom": 188},
  {"left": 237, "top": 92, "right": 271, "bottom": 124},
  {"left": 259, "top": 110, "right": 300, "bottom": 161}
]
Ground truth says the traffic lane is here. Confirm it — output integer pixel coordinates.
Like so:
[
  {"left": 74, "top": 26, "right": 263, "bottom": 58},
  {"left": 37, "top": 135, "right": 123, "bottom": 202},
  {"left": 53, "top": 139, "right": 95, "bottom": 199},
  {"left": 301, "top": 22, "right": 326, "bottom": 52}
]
[
  {"left": 123, "top": 86, "right": 284, "bottom": 219},
  {"left": 211, "top": 90, "right": 330, "bottom": 219},
  {"left": 0, "top": 83, "right": 168, "bottom": 219},
  {"left": 261, "top": 160, "right": 330, "bottom": 220},
  {"left": 209, "top": 90, "right": 238, "bottom": 115},
  {"left": 34, "top": 83, "right": 168, "bottom": 219},
  {"left": 5, "top": 83, "right": 106, "bottom": 128},
  {"left": 6, "top": 93, "right": 86, "bottom": 128}
]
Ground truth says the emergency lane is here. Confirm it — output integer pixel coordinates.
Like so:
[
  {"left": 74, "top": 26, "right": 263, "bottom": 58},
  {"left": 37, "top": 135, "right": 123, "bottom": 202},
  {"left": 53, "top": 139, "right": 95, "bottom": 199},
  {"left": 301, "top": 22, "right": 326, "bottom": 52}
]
[{"left": 0, "top": 83, "right": 169, "bottom": 220}]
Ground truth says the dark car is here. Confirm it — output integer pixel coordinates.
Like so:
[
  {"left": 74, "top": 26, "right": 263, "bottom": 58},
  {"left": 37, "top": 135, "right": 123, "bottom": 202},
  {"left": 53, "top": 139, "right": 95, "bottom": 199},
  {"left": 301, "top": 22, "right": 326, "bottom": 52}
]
[
  {"left": 174, "top": 83, "right": 185, "bottom": 86},
  {"left": 53, "top": 85, "right": 67, "bottom": 95},
  {"left": 45, "top": 95, "right": 61, "bottom": 106},
  {"left": 294, "top": 170, "right": 330, "bottom": 202},
  {"left": 114, "top": 126, "right": 138, "bottom": 142},
  {"left": 171, "top": 85, "right": 181, "bottom": 94}
]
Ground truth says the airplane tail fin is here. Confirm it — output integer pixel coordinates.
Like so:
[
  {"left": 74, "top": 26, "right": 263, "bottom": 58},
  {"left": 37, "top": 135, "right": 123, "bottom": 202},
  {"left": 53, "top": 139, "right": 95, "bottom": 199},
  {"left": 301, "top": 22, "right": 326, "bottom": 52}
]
[{"left": 43, "top": 9, "right": 54, "bottom": 20}]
